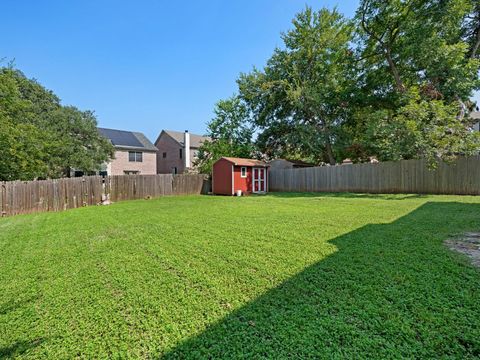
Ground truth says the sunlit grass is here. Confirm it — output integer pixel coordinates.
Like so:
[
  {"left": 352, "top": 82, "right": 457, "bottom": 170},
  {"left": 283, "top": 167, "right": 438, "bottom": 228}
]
[{"left": 1, "top": 194, "right": 479, "bottom": 358}]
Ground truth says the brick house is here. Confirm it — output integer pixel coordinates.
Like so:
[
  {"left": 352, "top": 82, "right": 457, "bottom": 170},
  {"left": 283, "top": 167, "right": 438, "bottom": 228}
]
[
  {"left": 98, "top": 128, "right": 158, "bottom": 175},
  {"left": 155, "top": 130, "right": 209, "bottom": 174},
  {"left": 471, "top": 111, "right": 480, "bottom": 131}
]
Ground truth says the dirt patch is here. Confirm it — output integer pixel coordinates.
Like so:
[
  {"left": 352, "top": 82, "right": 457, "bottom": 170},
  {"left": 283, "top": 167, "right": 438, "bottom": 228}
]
[{"left": 445, "top": 232, "right": 480, "bottom": 268}]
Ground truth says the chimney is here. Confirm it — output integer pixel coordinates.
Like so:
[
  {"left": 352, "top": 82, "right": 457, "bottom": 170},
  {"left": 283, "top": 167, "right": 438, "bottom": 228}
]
[{"left": 184, "top": 130, "right": 191, "bottom": 169}]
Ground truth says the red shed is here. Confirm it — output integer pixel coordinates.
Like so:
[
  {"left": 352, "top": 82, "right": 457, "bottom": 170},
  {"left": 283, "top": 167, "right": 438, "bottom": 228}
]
[{"left": 212, "top": 157, "right": 269, "bottom": 195}]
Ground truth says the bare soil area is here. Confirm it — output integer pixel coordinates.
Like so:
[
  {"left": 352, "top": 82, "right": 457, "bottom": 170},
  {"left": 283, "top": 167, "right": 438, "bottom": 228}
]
[{"left": 445, "top": 232, "right": 480, "bottom": 268}]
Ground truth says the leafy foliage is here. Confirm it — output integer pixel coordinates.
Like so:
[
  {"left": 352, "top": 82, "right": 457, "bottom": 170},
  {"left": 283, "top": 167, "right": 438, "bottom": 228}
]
[
  {"left": 238, "top": 8, "right": 356, "bottom": 165},
  {"left": 0, "top": 67, "right": 114, "bottom": 180},
  {"left": 0, "top": 118, "right": 48, "bottom": 181},
  {"left": 215, "top": 3, "right": 480, "bottom": 166},
  {"left": 194, "top": 96, "right": 255, "bottom": 174},
  {"left": 463, "top": 1, "right": 480, "bottom": 59},
  {"left": 354, "top": 89, "right": 480, "bottom": 165},
  {"left": 353, "top": 0, "right": 480, "bottom": 163}
]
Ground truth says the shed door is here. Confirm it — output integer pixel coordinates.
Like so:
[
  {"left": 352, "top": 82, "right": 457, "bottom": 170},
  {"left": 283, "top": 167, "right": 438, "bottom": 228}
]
[{"left": 253, "top": 168, "right": 266, "bottom": 193}]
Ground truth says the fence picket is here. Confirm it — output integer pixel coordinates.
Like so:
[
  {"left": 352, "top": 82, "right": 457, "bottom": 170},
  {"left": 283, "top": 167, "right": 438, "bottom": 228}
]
[
  {"left": 0, "top": 174, "right": 210, "bottom": 217},
  {"left": 269, "top": 155, "right": 480, "bottom": 196}
]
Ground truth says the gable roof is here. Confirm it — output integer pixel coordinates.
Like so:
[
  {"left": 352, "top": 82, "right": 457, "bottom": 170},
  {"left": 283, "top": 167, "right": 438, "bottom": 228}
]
[
  {"left": 98, "top": 128, "right": 157, "bottom": 151},
  {"left": 270, "top": 158, "right": 315, "bottom": 167},
  {"left": 158, "top": 130, "right": 210, "bottom": 148},
  {"left": 220, "top": 157, "right": 269, "bottom": 167},
  {"left": 470, "top": 111, "right": 480, "bottom": 120}
]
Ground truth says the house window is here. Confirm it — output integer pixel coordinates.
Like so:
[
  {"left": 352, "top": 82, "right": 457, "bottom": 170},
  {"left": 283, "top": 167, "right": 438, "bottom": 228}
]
[
  {"left": 124, "top": 170, "right": 139, "bottom": 175},
  {"left": 179, "top": 148, "right": 183, "bottom": 159},
  {"left": 172, "top": 167, "right": 178, "bottom": 175},
  {"left": 241, "top": 167, "right": 247, "bottom": 178},
  {"left": 128, "top": 151, "right": 143, "bottom": 162},
  {"left": 163, "top": 152, "right": 167, "bottom": 158}
]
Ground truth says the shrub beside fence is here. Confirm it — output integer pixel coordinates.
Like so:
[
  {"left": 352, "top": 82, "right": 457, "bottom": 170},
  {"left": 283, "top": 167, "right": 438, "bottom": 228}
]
[
  {"left": 269, "top": 155, "right": 480, "bottom": 195},
  {"left": 0, "top": 174, "right": 210, "bottom": 217}
]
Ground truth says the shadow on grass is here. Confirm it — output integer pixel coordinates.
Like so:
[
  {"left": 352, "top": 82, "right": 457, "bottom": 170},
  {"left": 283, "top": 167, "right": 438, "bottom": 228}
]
[
  {"left": 268, "top": 191, "right": 428, "bottom": 200},
  {"left": 0, "top": 296, "right": 44, "bottom": 358},
  {"left": 0, "top": 338, "right": 45, "bottom": 359},
  {"left": 0, "top": 296, "right": 38, "bottom": 316},
  {"left": 162, "top": 202, "right": 480, "bottom": 358}
]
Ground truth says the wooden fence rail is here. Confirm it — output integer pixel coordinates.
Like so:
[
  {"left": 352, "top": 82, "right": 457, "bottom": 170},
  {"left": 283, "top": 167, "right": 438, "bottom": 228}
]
[
  {"left": 0, "top": 174, "right": 210, "bottom": 217},
  {"left": 269, "top": 156, "right": 480, "bottom": 195}
]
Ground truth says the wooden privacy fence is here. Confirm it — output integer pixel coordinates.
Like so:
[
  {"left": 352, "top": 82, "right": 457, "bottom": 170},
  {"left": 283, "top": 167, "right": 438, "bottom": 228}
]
[
  {"left": 269, "top": 155, "right": 480, "bottom": 195},
  {"left": 0, "top": 174, "right": 210, "bottom": 217}
]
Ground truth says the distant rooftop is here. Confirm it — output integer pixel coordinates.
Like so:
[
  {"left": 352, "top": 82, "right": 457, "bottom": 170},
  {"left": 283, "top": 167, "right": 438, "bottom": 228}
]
[
  {"left": 470, "top": 111, "right": 480, "bottom": 120},
  {"left": 98, "top": 128, "right": 157, "bottom": 151},
  {"left": 274, "top": 158, "right": 316, "bottom": 167},
  {"left": 160, "top": 130, "right": 210, "bottom": 148}
]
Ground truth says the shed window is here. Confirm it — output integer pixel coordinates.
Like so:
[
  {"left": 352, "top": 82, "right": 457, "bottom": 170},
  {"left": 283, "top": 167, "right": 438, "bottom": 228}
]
[
  {"left": 128, "top": 151, "right": 143, "bottom": 162},
  {"left": 241, "top": 167, "right": 247, "bottom": 178}
]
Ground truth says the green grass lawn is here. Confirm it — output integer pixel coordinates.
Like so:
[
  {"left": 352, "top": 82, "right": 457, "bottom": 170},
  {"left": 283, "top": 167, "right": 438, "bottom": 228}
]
[{"left": 1, "top": 193, "right": 480, "bottom": 358}]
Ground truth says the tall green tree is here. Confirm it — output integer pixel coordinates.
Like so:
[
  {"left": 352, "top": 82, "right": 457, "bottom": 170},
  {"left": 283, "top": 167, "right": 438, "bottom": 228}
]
[
  {"left": 353, "top": 0, "right": 480, "bottom": 164},
  {"left": 194, "top": 96, "right": 255, "bottom": 174},
  {"left": 238, "top": 7, "right": 356, "bottom": 165},
  {"left": 0, "top": 118, "right": 48, "bottom": 181},
  {"left": 357, "top": 0, "right": 479, "bottom": 101},
  {"left": 463, "top": 1, "right": 480, "bottom": 59},
  {"left": 0, "top": 67, "right": 114, "bottom": 180}
]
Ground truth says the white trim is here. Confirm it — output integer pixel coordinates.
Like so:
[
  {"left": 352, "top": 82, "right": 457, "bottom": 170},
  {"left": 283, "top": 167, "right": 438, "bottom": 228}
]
[
  {"left": 231, "top": 164, "right": 234, "bottom": 195},
  {"left": 252, "top": 167, "right": 254, "bottom": 193},
  {"left": 240, "top": 166, "right": 247, "bottom": 178},
  {"left": 265, "top": 168, "right": 268, "bottom": 192},
  {"left": 252, "top": 167, "right": 267, "bottom": 193},
  {"left": 184, "top": 131, "right": 191, "bottom": 168}
]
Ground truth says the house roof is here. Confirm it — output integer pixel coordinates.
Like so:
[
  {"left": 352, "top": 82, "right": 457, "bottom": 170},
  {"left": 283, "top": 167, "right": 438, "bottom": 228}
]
[
  {"left": 159, "top": 130, "right": 210, "bottom": 148},
  {"left": 98, "top": 128, "right": 157, "bottom": 151},
  {"left": 271, "top": 158, "right": 315, "bottom": 167},
  {"left": 287, "top": 159, "right": 315, "bottom": 167},
  {"left": 220, "top": 157, "right": 269, "bottom": 167},
  {"left": 470, "top": 111, "right": 480, "bottom": 120}
]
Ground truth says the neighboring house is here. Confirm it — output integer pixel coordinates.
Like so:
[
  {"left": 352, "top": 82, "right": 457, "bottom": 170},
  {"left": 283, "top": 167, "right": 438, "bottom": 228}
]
[
  {"left": 98, "top": 128, "right": 158, "bottom": 175},
  {"left": 212, "top": 157, "right": 269, "bottom": 195},
  {"left": 471, "top": 111, "right": 480, "bottom": 131},
  {"left": 269, "top": 159, "right": 315, "bottom": 170},
  {"left": 155, "top": 130, "right": 209, "bottom": 174}
]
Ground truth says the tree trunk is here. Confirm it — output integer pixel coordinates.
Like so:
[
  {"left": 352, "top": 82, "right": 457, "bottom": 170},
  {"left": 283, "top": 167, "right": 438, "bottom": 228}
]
[
  {"left": 385, "top": 48, "right": 405, "bottom": 92},
  {"left": 471, "top": 26, "right": 480, "bottom": 59},
  {"left": 325, "top": 137, "right": 336, "bottom": 165},
  {"left": 456, "top": 96, "right": 466, "bottom": 121},
  {"left": 470, "top": 6, "right": 480, "bottom": 59}
]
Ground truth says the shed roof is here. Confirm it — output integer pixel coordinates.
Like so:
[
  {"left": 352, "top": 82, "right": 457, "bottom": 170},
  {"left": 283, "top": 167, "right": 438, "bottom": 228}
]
[
  {"left": 98, "top": 128, "right": 157, "bottom": 151},
  {"left": 220, "top": 157, "right": 269, "bottom": 167}
]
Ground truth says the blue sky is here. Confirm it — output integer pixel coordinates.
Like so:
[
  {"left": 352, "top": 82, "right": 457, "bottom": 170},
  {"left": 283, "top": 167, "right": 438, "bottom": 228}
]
[{"left": 1, "top": 1, "right": 478, "bottom": 142}]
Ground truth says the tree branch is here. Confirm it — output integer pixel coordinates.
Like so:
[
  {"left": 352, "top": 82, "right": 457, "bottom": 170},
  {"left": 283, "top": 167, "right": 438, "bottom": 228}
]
[{"left": 359, "top": 0, "right": 405, "bottom": 92}]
